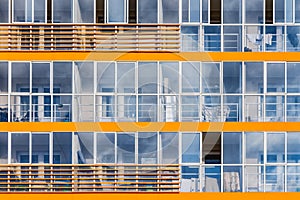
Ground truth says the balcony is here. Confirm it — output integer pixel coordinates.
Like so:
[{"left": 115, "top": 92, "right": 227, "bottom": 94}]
[
  {"left": 0, "top": 163, "right": 179, "bottom": 192},
  {"left": 0, "top": 24, "right": 180, "bottom": 52}
]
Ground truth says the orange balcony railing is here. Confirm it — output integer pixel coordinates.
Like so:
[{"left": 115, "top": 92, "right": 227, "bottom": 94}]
[
  {"left": 0, "top": 164, "right": 180, "bottom": 192},
  {"left": 0, "top": 24, "right": 180, "bottom": 51}
]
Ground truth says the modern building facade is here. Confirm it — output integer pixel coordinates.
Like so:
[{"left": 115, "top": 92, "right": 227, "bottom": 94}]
[{"left": 1, "top": 0, "right": 300, "bottom": 199}]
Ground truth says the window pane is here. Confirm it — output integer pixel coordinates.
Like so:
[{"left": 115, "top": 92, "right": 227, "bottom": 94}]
[
  {"left": 181, "top": 96, "right": 200, "bottom": 121},
  {"left": 286, "top": 0, "right": 293, "bottom": 23},
  {"left": 287, "top": 96, "right": 300, "bottom": 121},
  {"left": 267, "top": 63, "right": 285, "bottom": 93},
  {"left": 266, "top": 166, "right": 284, "bottom": 192},
  {"left": 267, "top": 133, "right": 285, "bottom": 163},
  {"left": 138, "top": 132, "right": 157, "bottom": 164},
  {"left": 13, "top": 0, "right": 27, "bottom": 22},
  {"left": 245, "top": 26, "right": 263, "bottom": 52},
  {"left": 223, "top": 133, "right": 242, "bottom": 164},
  {"left": 181, "top": 26, "right": 199, "bottom": 52},
  {"left": 245, "top": 166, "right": 264, "bottom": 192},
  {"left": 116, "top": 95, "right": 136, "bottom": 121},
  {"left": 138, "top": 95, "right": 157, "bottom": 122},
  {"left": 182, "top": 0, "right": 188, "bottom": 22},
  {"left": 117, "top": 133, "right": 135, "bottom": 163},
  {"left": 182, "top": 133, "right": 200, "bottom": 163},
  {"left": 96, "top": 95, "right": 115, "bottom": 121},
  {"left": 138, "top": 62, "right": 157, "bottom": 94},
  {"left": 296, "top": 0, "right": 300, "bottom": 23},
  {"left": 74, "top": 62, "right": 94, "bottom": 93},
  {"left": 108, "top": 0, "right": 126, "bottom": 23},
  {"left": 275, "top": 0, "right": 284, "bottom": 23},
  {"left": 32, "top": 134, "right": 49, "bottom": 163},
  {"left": 97, "top": 133, "right": 115, "bottom": 163},
  {"left": 74, "top": 95, "right": 94, "bottom": 122},
  {"left": 97, "top": 62, "right": 115, "bottom": 93},
  {"left": 181, "top": 166, "right": 200, "bottom": 192},
  {"left": 204, "top": 26, "right": 221, "bottom": 51},
  {"left": 74, "top": 132, "right": 94, "bottom": 164},
  {"left": 203, "top": 166, "right": 221, "bottom": 192},
  {"left": 265, "top": 96, "right": 284, "bottom": 121},
  {"left": 287, "top": 166, "right": 300, "bottom": 191},
  {"left": 53, "top": 0, "right": 72, "bottom": 23},
  {"left": 190, "top": 0, "right": 200, "bottom": 22},
  {"left": 53, "top": 132, "right": 72, "bottom": 164},
  {"left": 287, "top": 26, "right": 300, "bottom": 51},
  {"left": 245, "top": 132, "right": 264, "bottom": 164},
  {"left": 182, "top": 62, "right": 200, "bottom": 92},
  {"left": 245, "top": 62, "right": 264, "bottom": 93},
  {"left": 11, "top": 133, "right": 29, "bottom": 163},
  {"left": 74, "top": 0, "right": 94, "bottom": 23},
  {"left": 0, "top": 0, "right": 9, "bottom": 23},
  {"left": 287, "top": 63, "right": 300, "bottom": 92},
  {"left": 245, "top": 0, "right": 263, "bottom": 23},
  {"left": 34, "top": 0, "right": 45, "bottom": 22},
  {"left": 202, "top": 63, "right": 220, "bottom": 93},
  {"left": 12, "top": 62, "right": 30, "bottom": 93},
  {"left": 202, "top": 0, "right": 208, "bottom": 23},
  {"left": 161, "top": 0, "right": 179, "bottom": 23},
  {"left": 160, "top": 62, "right": 179, "bottom": 93},
  {"left": 224, "top": 95, "right": 241, "bottom": 122},
  {"left": 160, "top": 132, "right": 178, "bottom": 164},
  {"left": 223, "top": 26, "right": 242, "bottom": 52},
  {"left": 53, "top": 62, "right": 72, "bottom": 93},
  {"left": 223, "top": 166, "right": 242, "bottom": 192},
  {"left": 223, "top": 62, "right": 242, "bottom": 93},
  {"left": 0, "top": 133, "right": 8, "bottom": 164},
  {"left": 0, "top": 62, "right": 8, "bottom": 93},
  {"left": 223, "top": 0, "right": 241, "bottom": 24},
  {"left": 32, "top": 63, "right": 50, "bottom": 93},
  {"left": 138, "top": 0, "right": 157, "bottom": 23},
  {"left": 117, "top": 63, "right": 135, "bottom": 93},
  {"left": 287, "top": 132, "right": 300, "bottom": 163}
]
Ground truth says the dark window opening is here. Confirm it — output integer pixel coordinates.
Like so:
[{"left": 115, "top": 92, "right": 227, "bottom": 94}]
[
  {"left": 96, "top": 0, "right": 105, "bottom": 23},
  {"left": 266, "top": 0, "right": 273, "bottom": 24},
  {"left": 210, "top": 0, "right": 221, "bottom": 24},
  {"left": 202, "top": 132, "right": 221, "bottom": 164},
  {"left": 47, "top": 0, "right": 52, "bottom": 23},
  {"left": 129, "top": 0, "right": 136, "bottom": 23}
]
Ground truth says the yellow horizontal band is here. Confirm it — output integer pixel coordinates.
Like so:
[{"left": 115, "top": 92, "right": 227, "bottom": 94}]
[
  {"left": 0, "top": 52, "right": 300, "bottom": 62},
  {"left": 0, "top": 192, "right": 298, "bottom": 200},
  {"left": 0, "top": 122, "right": 299, "bottom": 132}
]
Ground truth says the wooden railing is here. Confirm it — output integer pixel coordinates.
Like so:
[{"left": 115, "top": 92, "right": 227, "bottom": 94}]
[
  {"left": 0, "top": 24, "right": 180, "bottom": 51},
  {"left": 0, "top": 164, "right": 180, "bottom": 192}
]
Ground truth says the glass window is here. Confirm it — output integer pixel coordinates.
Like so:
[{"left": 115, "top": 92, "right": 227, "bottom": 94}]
[
  {"left": 181, "top": 166, "right": 200, "bottom": 192},
  {"left": 74, "top": 95, "right": 94, "bottom": 122},
  {"left": 11, "top": 133, "right": 29, "bottom": 163},
  {"left": 275, "top": 0, "right": 284, "bottom": 23},
  {"left": 32, "top": 133, "right": 49, "bottom": 163},
  {"left": 267, "top": 133, "right": 285, "bottom": 163},
  {"left": 244, "top": 166, "right": 264, "bottom": 192},
  {"left": 12, "top": 62, "right": 30, "bottom": 93},
  {"left": 0, "top": 133, "right": 8, "bottom": 164},
  {"left": 108, "top": 0, "right": 127, "bottom": 23},
  {"left": 117, "top": 63, "right": 135, "bottom": 93},
  {"left": 138, "top": 95, "right": 157, "bottom": 122},
  {"left": 181, "top": 96, "right": 200, "bottom": 121},
  {"left": 97, "top": 62, "right": 115, "bottom": 93},
  {"left": 267, "top": 63, "right": 285, "bottom": 93},
  {"left": 296, "top": 0, "right": 300, "bottom": 23},
  {"left": 202, "top": 0, "right": 208, "bottom": 23},
  {"left": 74, "top": 62, "right": 94, "bottom": 94},
  {"left": 182, "top": 0, "right": 200, "bottom": 23},
  {"left": 223, "top": 62, "right": 242, "bottom": 93},
  {"left": 202, "top": 63, "right": 220, "bottom": 93},
  {"left": 204, "top": 26, "right": 221, "bottom": 51},
  {"left": 160, "top": 0, "right": 179, "bottom": 23},
  {"left": 286, "top": 0, "right": 293, "bottom": 23},
  {"left": 245, "top": 132, "right": 264, "bottom": 164},
  {"left": 74, "top": 132, "right": 94, "bottom": 164},
  {"left": 116, "top": 95, "right": 136, "bottom": 121},
  {"left": 96, "top": 95, "right": 115, "bottom": 121},
  {"left": 287, "top": 96, "right": 300, "bottom": 121},
  {"left": 97, "top": 133, "right": 115, "bottom": 163},
  {"left": 224, "top": 95, "right": 242, "bottom": 122},
  {"left": 13, "top": 0, "right": 46, "bottom": 23},
  {"left": 160, "top": 132, "right": 178, "bottom": 164},
  {"left": 32, "top": 63, "right": 50, "bottom": 93},
  {"left": 182, "top": 133, "right": 200, "bottom": 163},
  {"left": 287, "top": 63, "right": 300, "bottom": 92},
  {"left": 160, "top": 95, "right": 178, "bottom": 122},
  {"left": 245, "top": 0, "right": 263, "bottom": 23},
  {"left": 53, "top": 132, "right": 72, "bottom": 164},
  {"left": 160, "top": 62, "right": 179, "bottom": 94},
  {"left": 74, "top": 0, "right": 94, "bottom": 23},
  {"left": 203, "top": 166, "right": 221, "bottom": 192},
  {"left": 182, "top": 62, "right": 200, "bottom": 92},
  {"left": 265, "top": 95, "right": 284, "bottom": 121},
  {"left": 223, "top": 166, "right": 242, "bottom": 192},
  {"left": 117, "top": 133, "right": 135, "bottom": 163},
  {"left": 53, "top": 0, "right": 72, "bottom": 23},
  {"left": 138, "top": 0, "right": 157, "bottom": 23},
  {"left": 202, "top": 95, "right": 221, "bottom": 121},
  {"left": 138, "top": 62, "right": 157, "bottom": 94},
  {"left": 223, "top": 0, "right": 241, "bottom": 24},
  {"left": 265, "top": 166, "right": 284, "bottom": 192},
  {"left": 287, "top": 26, "right": 300, "bottom": 51},
  {"left": 265, "top": 26, "right": 284, "bottom": 52},
  {"left": 138, "top": 132, "right": 157, "bottom": 164},
  {"left": 202, "top": 132, "right": 221, "bottom": 164},
  {"left": 223, "top": 26, "right": 242, "bottom": 52},
  {"left": 53, "top": 95, "right": 72, "bottom": 122},
  {"left": 223, "top": 133, "right": 242, "bottom": 164},
  {"left": 245, "top": 62, "right": 264, "bottom": 93},
  {"left": 0, "top": 62, "right": 8, "bottom": 93},
  {"left": 181, "top": 26, "right": 199, "bottom": 52},
  {"left": 34, "top": 0, "right": 46, "bottom": 22},
  {"left": 244, "top": 95, "right": 263, "bottom": 121},
  {"left": 0, "top": 0, "right": 9, "bottom": 23},
  {"left": 287, "top": 166, "right": 300, "bottom": 191},
  {"left": 287, "top": 132, "right": 300, "bottom": 163},
  {"left": 53, "top": 62, "right": 72, "bottom": 93}
]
